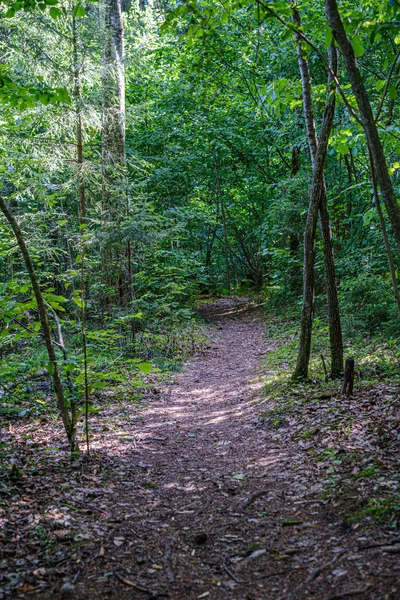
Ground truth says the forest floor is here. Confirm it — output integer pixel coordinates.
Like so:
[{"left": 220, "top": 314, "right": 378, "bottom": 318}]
[{"left": 1, "top": 297, "right": 400, "bottom": 599}]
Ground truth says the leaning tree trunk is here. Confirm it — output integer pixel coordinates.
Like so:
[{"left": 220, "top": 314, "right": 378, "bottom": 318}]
[
  {"left": 0, "top": 199, "right": 79, "bottom": 453},
  {"left": 293, "top": 43, "right": 338, "bottom": 380},
  {"left": 325, "top": 0, "right": 400, "bottom": 250},
  {"left": 368, "top": 147, "right": 400, "bottom": 313},
  {"left": 293, "top": 8, "right": 343, "bottom": 378}
]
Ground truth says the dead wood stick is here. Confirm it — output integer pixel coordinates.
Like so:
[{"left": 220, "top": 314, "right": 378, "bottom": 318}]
[
  {"left": 114, "top": 572, "right": 169, "bottom": 596},
  {"left": 325, "top": 589, "right": 370, "bottom": 600},
  {"left": 381, "top": 545, "right": 400, "bottom": 553},
  {"left": 358, "top": 538, "right": 400, "bottom": 551},
  {"left": 341, "top": 357, "right": 355, "bottom": 397},
  {"left": 308, "top": 550, "right": 345, "bottom": 581},
  {"left": 321, "top": 354, "right": 328, "bottom": 382},
  {"left": 256, "top": 567, "right": 304, "bottom": 580},
  {"left": 242, "top": 489, "right": 269, "bottom": 509},
  {"left": 163, "top": 532, "right": 178, "bottom": 583},
  {"left": 289, "top": 551, "right": 346, "bottom": 599},
  {"left": 223, "top": 563, "right": 242, "bottom": 583}
]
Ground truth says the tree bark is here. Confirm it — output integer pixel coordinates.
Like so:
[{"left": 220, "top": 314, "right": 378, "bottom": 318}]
[
  {"left": 72, "top": 14, "right": 86, "bottom": 228},
  {"left": 102, "top": 0, "right": 129, "bottom": 304},
  {"left": 325, "top": 0, "right": 400, "bottom": 250},
  {"left": 214, "top": 153, "right": 231, "bottom": 291},
  {"left": 293, "top": 9, "right": 343, "bottom": 378},
  {"left": 102, "top": 0, "right": 126, "bottom": 209},
  {"left": 293, "top": 41, "right": 338, "bottom": 380},
  {"left": 341, "top": 357, "right": 355, "bottom": 397},
  {"left": 368, "top": 147, "right": 400, "bottom": 313},
  {"left": 0, "top": 199, "right": 78, "bottom": 452}
]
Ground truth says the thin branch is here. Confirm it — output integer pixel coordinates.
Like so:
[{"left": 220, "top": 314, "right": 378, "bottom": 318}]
[
  {"left": 256, "top": 0, "right": 362, "bottom": 125},
  {"left": 374, "top": 45, "right": 400, "bottom": 122}
]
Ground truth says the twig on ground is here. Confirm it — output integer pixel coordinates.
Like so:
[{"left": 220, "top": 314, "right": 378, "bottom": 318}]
[
  {"left": 321, "top": 354, "right": 328, "bottom": 381},
  {"left": 114, "top": 572, "right": 169, "bottom": 596},
  {"left": 325, "top": 589, "right": 371, "bottom": 600},
  {"left": 289, "top": 550, "right": 346, "bottom": 599},
  {"left": 381, "top": 545, "right": 400, "bottom": 554},
  {"left": 307, "top": 550, "right": 346, "bottom": 582},
  {"left": 358, "top": 538, "right": 400, "bottom": 551},
  {"left": 163, "top": 532, "right": 178, "bottom": 583},
  {"left": 256, "top": 567, "right": 301, "bottom": 580},
  {"left": 223, "top": 562, "right": 242, "bottom": 583},
  {"left": 242, "top": 489, "right": 269, "bottom": 509}
]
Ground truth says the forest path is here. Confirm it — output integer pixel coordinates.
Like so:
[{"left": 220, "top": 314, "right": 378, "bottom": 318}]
[{"left": 64, "top": 298, "right": 395, "bottom": 599}]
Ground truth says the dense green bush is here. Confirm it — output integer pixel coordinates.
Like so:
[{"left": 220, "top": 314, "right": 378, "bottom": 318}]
[{"left": 340, "top": 274, "right": 398, "bottom": 334}]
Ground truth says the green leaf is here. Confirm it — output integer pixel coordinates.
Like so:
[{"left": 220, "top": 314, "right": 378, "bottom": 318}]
[
  {"left": 389, "top": 86, "right": 397, "bottom": 100},
  {"left": 324, "top": 27, "right": 332, "bottom": 49},
  {"left": 138, "top": 362, "right": 152, "bottom": 374},
  {"left": 352, "top": 36, "right": 364, "bottom": 58},
  {"left": 87, "top": 405, "right": 101, "bottom": 414},
  {"left": 49, "top": 6, "right": 62, "bottom": 18},
  {"left": 73, "top": 297, "right": 84, "bottom": 308},
  {"left": 57, "top": 87, "right": 71, "bottom": 104},
  {"left": 5, "top": 8, "right": 16, "bottom": 18},
  {"left": 73, "top": 4, "right": 85, "bottom": 17},
  {"left": 376, "top": 79, "right": 386, "bottom": 91},
  {"left": 47, "top": 361, "right": 55, "bottom": 375}
]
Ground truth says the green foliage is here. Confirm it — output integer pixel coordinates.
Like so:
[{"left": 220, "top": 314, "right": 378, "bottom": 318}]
[
  {"left": 2, "top": 0, "right": 400, "bottom": 441},
  {"left": 340, "top": 274, "right": 399, "bottom": 333}
]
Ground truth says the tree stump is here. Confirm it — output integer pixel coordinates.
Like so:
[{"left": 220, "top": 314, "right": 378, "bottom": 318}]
[{"left": 341, "top": 357, "right": 355, "bottom": 396}]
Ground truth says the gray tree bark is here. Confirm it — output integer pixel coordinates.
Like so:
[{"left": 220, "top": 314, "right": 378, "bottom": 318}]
[
  {"left": 293, "top": 8, "right": 343, "bottom": 379},
  {"left": 325, "top": 0, "right": 400, "bottom": 250},
  {"left": 368, "top": 147, "right": 400, "bottom": 313},
  {"left": 102, "top": 0, "right": 126, "bottom": 209},
  {"left": 0, "top": 198, "right": 79, "bottom": 452},
  {"left": 293, "top": 42, "right": 338, "bottom": 380}
]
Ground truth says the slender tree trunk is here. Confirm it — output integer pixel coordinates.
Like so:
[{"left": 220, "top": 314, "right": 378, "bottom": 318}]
[
  {"left": 102, "top": 0, "right": 128, "bottom": 303},
  {"left": 0, "top": 199, "right": 78, "bottom": 452},
  {"left": 214, "top": 153, "right": 231, "bottom": 291},
  {"left": 368, "top": 147, "right": 400, "bottom": 313},
  {"left": 325, "top": 0, "right": 400, "bottom": 250},
  {"left": 293, "top": 42, "right": 338, "bottom": 380},
  {"left": 221, "top": 195, "right": 231, "bottom": 291},
  {"left": 293, "top": 9, "right": 343, "bottom": 378},
  {"left": 102, "top": 0, "right": 125, "bottom": 181},
  {"left": 72, "top": 14, "right": 86, "bottom": 228}
]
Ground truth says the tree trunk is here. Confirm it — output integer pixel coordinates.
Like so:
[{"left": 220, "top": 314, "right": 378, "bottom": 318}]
[
  {"left": 325, "top": 0, "right": 400, "bottom": 250},
  {"left": 102, "top": 0, "right": 128, "bottom": 303},
  {"left": 341, "top": 357, "right": 355, "bottom": 397},
  {"left": 0, "top": 198, "right": 79, "bottom": 453},
  {"left": 293, "top": 41, "right": 338, "bottom": 380},
  {"left": 368, "top": 147, "right": 400, "bottom": 313},
  {"left": 293, "top": 8, "right": 343, "bottom": 378},
  {"left": 214, "top": 153, "right": 231, "bottom": 291},
  {"left": 102, "top": 0, "right": 125, "bottom": 182},
  {"left": 72, "top": 14, "right": 86, "bottom": 228}
]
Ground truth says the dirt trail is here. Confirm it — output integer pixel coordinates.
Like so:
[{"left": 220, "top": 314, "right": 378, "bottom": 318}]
[
  {"left": 4, "top": 298, "right": 398, "bottom": 599},
  {"left": 78, "top": 298, "right": 397, "bottom": 599}
]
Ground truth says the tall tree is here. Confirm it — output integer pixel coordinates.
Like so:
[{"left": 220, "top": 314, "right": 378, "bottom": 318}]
[
  {"left": 294, "top": 43, "right": 338, "bottom": 380},
  {"left": 102, "top": 0, "right": 126, "bottom": 204},
  {"left": 325, "top": 0, "right": 400, "bottom": 250},
  {"left": 0, "top": 198, "right": 79, "bottom": 453},
  {"left": 293, "top": 8, "right": 343, "bottom": 379}
]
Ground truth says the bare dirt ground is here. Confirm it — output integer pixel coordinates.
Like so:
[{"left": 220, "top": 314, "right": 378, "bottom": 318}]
[{"left": 1, "top": 298, "right": 399, "bottom": 599}]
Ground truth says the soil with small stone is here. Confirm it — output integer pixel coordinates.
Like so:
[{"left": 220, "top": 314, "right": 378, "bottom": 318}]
[{"left": 1, "top": 298, "right": 399, "bottom": 599}]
